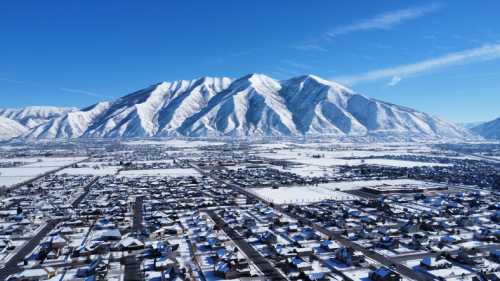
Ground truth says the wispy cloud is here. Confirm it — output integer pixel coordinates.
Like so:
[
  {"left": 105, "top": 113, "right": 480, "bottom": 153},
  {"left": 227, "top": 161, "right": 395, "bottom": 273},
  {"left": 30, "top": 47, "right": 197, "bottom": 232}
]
[
  {"left": 0, "top": 77, "right": 29, "bottom": 84},
  {"left": 0, "top": 77, "right": 110, "bottom": 99},
  {"left": 327, "top": 3, "right": 443, "bottom": 38},
  {"left": 292, "top": 3, "right": 442, "bottom": 53},
  {"left": 292, "top": 43, "right": 328, "bottom": 52},
  {"left": 281, "top": 59, "right": 312, "bottom": 70},
  {"left": 333, "top": 43, "right": 500, "bottom": 85},
  {"left": 387, "top": 76, "right": 402, "bottom": 86},
  {"left": 59, "top": 87, "right": 110, "bottom": 99}
]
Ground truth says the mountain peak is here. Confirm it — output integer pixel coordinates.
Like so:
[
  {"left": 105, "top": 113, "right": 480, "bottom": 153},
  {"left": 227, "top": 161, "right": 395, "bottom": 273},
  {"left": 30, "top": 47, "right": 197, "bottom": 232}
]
[
  {"left": 238, "top": 73, "right": 274, "bottom": 83},
  {"left": 286, "top": 74, "right": 354, "bottom": 94},
  {"left": 229, "top": 73, "right": 280, "bottom": 92}
]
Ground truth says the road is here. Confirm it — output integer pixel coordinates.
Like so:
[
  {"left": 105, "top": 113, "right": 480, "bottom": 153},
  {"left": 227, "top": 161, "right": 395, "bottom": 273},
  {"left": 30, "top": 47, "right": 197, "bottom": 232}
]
[
  {"left": 71, "top": 177, "right": 99, "bottom": 207},
  {"left": 206, "top": 210, "right": 287, "bottom": 281},
  {"left": 123, "top": 255, "right": 144, "bottom": 281},
  {"left": 0, "top": 219, "right": 61, "bottom": 279},
  {"left": 132, "top": 196, "right": 144, "bottom": 236},
  {"left": 189, "top": 162, "right": 432, "bottom": 281},
  {"left": 124, "top": 196, "right": 145, "bottom": 281}
]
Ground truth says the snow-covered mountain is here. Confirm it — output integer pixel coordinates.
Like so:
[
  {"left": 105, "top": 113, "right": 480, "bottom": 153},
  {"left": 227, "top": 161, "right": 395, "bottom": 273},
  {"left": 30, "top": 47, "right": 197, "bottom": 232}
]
[
  {"left": 456, "top": 121, "right": 485, "bottom": 130},
  {"left": 24, "top": 102, "right": 111, "bottom": 139},
  {"left": 471, "top": 117, "right": 500, "bottom": 140},
  {"left": 0, "top": 117, "right": 28, "bottom": 140},
  {"left": 20, "top": 74, "right": 467, "bottom": 140},
  {"left": 0, "top": 106, "right": 77, "bottom": 128}
]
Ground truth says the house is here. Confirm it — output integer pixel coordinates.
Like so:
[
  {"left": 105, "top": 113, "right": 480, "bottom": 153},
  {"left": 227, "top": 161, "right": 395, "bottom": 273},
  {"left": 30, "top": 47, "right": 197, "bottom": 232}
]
[
  {"left": 294, "top": 247, "right": 313, "bottom": 257},
  {"left": 334, "top": 247, "right": 364, "bottom": 266},
  {"left": 287, "top": 256, "right": 313, "bottom": 272},
  {"left": 369, "top": 267, "right": 401, "bottom": 281},
  {"left": 259, "top": 230, "right": 278, "bottom": 245},
  {"left": 215, "top": 260, "right": 249, "bottom": 279},
  {"left": 305, "top": 271, "right": 327, "bottom": 281},
  {"left": 7, "top": 267, "right": 57, "bottom": 281},
  {"left": 76, "top": 256, "right": 105, "bottom": 278},
  {"left": 457, "top": 249, "right": 484, "bottom": 266},
  {"left": 490, "top": 250, "right": 500, "bottom": 262},
  {"left": 377, "top": 236, "right": 399, "bottom": 249},
  {"left": 114, "top": 237, "right": 144, "bottom": 250},
  {"left": 419, "top": 256, "right": 452, "bottom": 270},
  {"left": 92, "top": 228, "right": 121, "bottom": 241},
  {"left": 321, "top": 240, "right": 340, "bottom": 251}
]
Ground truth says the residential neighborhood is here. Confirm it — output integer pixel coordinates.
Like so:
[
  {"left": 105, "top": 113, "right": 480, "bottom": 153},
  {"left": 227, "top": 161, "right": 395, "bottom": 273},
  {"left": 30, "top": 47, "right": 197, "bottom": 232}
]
[{"left": 0, "top": 140, "right": 498, "bottom": 281}]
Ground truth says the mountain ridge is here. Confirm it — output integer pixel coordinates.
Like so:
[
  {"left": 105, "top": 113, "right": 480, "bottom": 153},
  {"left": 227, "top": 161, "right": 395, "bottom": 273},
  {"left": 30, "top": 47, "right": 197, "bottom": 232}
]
[
  {"left": 4, "top": 74, "right": 469, "bottom": 140},
  {"left": 471, "top": 117, "right": 500, "bottom": 140},
  {"left": 0, "top": 106, "right": 77, "bottom": 128}
]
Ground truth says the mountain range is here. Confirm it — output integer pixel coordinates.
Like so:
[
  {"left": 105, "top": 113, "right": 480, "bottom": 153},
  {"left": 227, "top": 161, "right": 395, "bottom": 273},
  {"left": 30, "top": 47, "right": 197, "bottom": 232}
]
[
  {"left": 0, "top": 106, "right": 76, "bottom": 140},
  {"left": 0, "top": 74, "right": 490, "bottom": 141},
  {"left": 471, "top": 117, "right": 500, "bottom": 140}
]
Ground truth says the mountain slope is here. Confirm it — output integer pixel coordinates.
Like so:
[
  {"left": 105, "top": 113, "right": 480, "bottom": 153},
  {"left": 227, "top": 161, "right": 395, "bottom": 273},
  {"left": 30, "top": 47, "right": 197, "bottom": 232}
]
[
  {"left": 0, "top": 117, "right": 28, "bottom": 140},
  {"left": 471, "top": 117, "right": 500, "bottom": 139},
  {"left": 19, "top": 74, "right": 466, "bottom": 140},
  {"left": 180, "top": 74, "right": 298, "bottom": 137},
  {"left": 84, "top": 77, "right": 232, "bottom": 138},
  {"left": 0, "top": 106, "right": 76, "bottom": 128},
  {"left": 24, "top": 102, "right": 111, "bottom": 139}
]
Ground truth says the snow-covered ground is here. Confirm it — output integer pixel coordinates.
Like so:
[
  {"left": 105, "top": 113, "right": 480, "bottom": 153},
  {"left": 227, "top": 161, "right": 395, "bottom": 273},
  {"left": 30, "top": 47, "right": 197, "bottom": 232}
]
[
  {"left": 276, "top": 165, "right": 336, "bottom": 177},
  {"left": 405, "top": 259, "right": 476, "bottom": 281},
  {"left": 56, "top": 166, "right": 119, "bottom": 176},
  {"left": 251, "top": 179, "right": 436, "bottom": 204},
  {"left": 259, "top": 148, "right": 450, "bottom": 168},
  {"left": 21, "top": 157, "right": 86, "bottom": 168},
  {"left": 122, "top": 139, "right": 225, "bottom": 147},
  {"left": 118, "top": 168, "right": 200, "bottom": 177},
  {"left": 0, "top": 157, "right": 86, "bottom": 188},
  {"left": 252, "top": 185, "right": 357, "bottom": 204}
]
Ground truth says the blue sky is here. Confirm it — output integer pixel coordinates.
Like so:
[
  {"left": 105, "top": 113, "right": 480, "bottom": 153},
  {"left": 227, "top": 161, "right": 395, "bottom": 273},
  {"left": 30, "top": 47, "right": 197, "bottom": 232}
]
[{"left": 1, "top": 1, "right": 499, "bottom": 122}]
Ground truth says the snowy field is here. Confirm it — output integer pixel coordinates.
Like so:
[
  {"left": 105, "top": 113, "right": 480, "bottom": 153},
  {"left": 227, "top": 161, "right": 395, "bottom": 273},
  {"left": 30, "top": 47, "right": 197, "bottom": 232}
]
[
  {"left": 251, "top": 179, "right": 435, "bottom": 204},
  {"left": 122, "top": 139, "right": 224, "bottom": 147},
  {"left": 0, "top": 157, "right": 86, "bottom": 188},
  {"left": 276, "top": 165, "right": 336, "bottom": 177},
  {"left": 252, "top": 184, "right": 357, "bottom": 204},
  {"left": 258, "top": 147, "right": 450, "bottom": 168},
  {"left": 21, "top": 157, "right": 86, "bottom": 168},
  {"left": 118, "top": 168, "right": 200, "bottom": 177},
  {"left": 56, "top": 166, "right": 120, "bottom": 176}
]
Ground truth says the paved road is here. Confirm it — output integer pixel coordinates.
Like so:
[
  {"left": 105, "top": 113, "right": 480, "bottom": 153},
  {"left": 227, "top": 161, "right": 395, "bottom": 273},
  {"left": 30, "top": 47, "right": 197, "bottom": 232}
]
[
  {"left": 71, "top": 177, "right": 99, "bottom": 208},
  {"left": 0, "top": 219, "right": 61, "bottom": 279},
  {"left": 206, "top": 210, "right": 287, "bottom": 281},
  {"left": 132, "top": 196, "right": 144, "bottom": 236},
  {"left": 190, "top": 162, "right": 432, "bottom": 281},
  {"left": 123, "top": 255, "right": 143, "bottom": 281},
  {"left": 124, "top": 196, "right": 145, "bottom": 281},
  {"left": 0, "top": 175, "right": 99, "bottom": 280}
]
